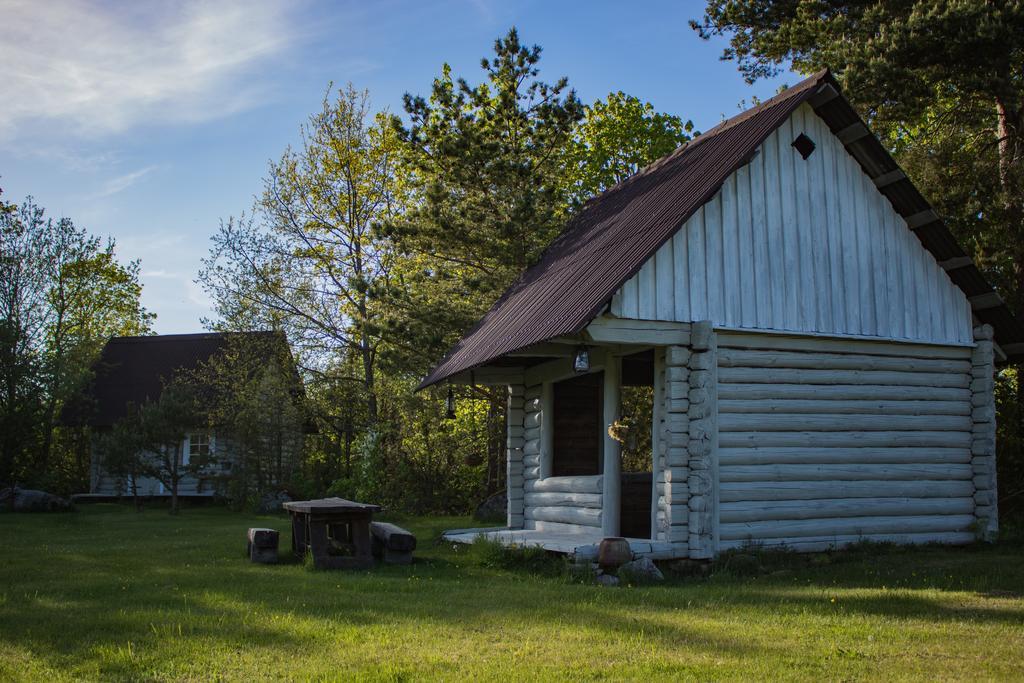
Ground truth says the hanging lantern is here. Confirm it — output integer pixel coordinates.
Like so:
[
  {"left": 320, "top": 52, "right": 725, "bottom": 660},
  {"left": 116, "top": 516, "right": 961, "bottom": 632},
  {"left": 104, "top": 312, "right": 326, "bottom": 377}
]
[
  {"left": 573, "top": 345, "right": 591, "bottom": 374},
  {"left": 445, "top": 386, "right": 456, "bottom": 419}
]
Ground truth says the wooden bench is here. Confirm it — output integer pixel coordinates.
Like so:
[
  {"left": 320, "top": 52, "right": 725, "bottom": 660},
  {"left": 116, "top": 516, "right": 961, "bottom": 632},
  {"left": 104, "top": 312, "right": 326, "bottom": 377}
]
[
  {"left": 247, "top": 527, "right": 279, "bottom": 564},
  {"left": 370, "top": 522, "right": 417, "bottom": 565}
]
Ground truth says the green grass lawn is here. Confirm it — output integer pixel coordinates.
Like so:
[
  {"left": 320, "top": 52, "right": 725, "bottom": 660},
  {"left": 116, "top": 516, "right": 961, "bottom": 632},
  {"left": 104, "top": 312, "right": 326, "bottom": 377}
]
[{"left": 1, "top": 505, "right": 1022, "bottom": 681}]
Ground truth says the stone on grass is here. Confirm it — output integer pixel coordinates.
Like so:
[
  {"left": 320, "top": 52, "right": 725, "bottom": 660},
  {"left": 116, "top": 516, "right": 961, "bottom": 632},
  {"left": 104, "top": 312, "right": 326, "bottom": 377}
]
[
  {"left": 597, "top": 537, "right": 632, "bottom": 569},
  {"left": 256, "top": 491, "right": 291, "bottom": 513},
  {"left": 474, "top": 490, "right": 507, "bottom": 523},
  {"left": 617, "top": 557, "right": 665, "bottom": 584},
  {"left": 0, "top": 487, "right": 73, "bottom": 512},
  {"left": 247, "top": 527, "right": 279, "bottom": 563},
  {"left": 596, "top": 574, "right": 620, "bottom": 587}
]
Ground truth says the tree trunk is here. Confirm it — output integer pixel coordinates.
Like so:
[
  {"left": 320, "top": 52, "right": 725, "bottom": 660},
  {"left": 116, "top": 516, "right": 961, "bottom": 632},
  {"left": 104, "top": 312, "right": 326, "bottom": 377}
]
[
  {"left": 995, "top": 96, "right": 1024, "bottom": 436},
  {"left": 360, "top": 330, "right": 378, "bottom": 426},
  {"left": 131, "top": 469, "right": 141, "bottom": 512},
  {"left": 169, "top": 445, "right": 180, "bottom": 515}
]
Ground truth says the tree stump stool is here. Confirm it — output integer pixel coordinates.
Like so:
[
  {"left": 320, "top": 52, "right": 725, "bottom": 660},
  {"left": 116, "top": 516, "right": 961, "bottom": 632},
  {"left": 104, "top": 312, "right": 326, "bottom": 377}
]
[
  {"left": 370, "top": 521, "right": 417, "bottom": 565},
  {"left": 247, "top": 527, "right": 279, "bottom": 564}
]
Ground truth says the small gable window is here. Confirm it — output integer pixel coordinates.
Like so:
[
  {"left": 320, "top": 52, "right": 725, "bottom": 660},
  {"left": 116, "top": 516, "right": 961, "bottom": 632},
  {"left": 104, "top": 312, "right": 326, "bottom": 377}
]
[{"left": 792, "top": 132, "right": 816, "bottom": 160}]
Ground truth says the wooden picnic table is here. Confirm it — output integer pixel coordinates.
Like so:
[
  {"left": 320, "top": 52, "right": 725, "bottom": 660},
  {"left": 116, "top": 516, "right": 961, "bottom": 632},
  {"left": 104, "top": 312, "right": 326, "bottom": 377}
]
[{"left": 283, "top": 497, "right": 382, "bottom": 570}]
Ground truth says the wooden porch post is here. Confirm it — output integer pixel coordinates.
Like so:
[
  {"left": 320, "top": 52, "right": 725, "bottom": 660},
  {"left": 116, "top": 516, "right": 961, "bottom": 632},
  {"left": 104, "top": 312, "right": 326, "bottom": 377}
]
[
  {"left": 602, "top": 349, "right": 622, "bottom": 537},
  {"left": 539, "top": 381, "right": 554, "bottom": 479},
  {"left": 650, "top": 348, "right": 665, "bottom": 540}
]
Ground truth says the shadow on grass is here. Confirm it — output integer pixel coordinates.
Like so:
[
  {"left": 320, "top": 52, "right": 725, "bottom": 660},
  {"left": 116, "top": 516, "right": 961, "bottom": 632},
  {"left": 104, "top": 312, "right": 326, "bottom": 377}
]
[{"left": 2, "top": 505, "right": 1023, "bottom": 678}]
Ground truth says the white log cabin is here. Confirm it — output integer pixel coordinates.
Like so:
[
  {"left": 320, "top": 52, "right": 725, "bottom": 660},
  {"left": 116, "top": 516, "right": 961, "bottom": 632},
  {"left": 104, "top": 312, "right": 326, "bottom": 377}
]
[{"left": 423, "top": 70, "right": 1023, "bottom": 561}]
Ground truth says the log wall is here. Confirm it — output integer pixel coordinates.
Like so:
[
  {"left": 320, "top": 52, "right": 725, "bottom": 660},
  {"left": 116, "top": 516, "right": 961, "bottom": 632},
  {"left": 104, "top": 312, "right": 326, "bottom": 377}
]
[
  {"left": 517, "top": 379, "right": 605, "bottom": 532},
  {"left": 971, "top": 325, "right": 998, "bottom": 538},
  {"left": 507, "top": 383, "right": 526, "bottom": 528},
  {"left": 716, "top": 332, "right": 978, "bottom": 551}
]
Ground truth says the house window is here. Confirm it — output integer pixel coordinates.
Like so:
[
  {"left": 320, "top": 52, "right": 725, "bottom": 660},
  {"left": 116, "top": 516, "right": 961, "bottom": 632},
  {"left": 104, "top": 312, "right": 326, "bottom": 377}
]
[{"left": 183, "top": 433, "right": 212, "bottom": 465}]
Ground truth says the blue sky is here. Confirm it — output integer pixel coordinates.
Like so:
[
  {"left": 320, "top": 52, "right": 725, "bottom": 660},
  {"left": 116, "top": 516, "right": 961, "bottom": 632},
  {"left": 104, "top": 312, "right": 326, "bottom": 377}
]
[{"left": 1, "top": 0, "right": 797, "bottom": 334}]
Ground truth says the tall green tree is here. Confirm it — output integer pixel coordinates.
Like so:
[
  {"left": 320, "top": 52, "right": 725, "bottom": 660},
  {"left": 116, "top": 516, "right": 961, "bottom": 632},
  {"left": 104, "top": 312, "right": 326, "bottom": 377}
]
[
  {"left": 133, "top": 380, "right": 202, "bottom": 515},
  {"left": 189, "top": 333, "right": 307, "bottom": 505},
  {"left": 384, "top": 27, "right": 584, "bottom": 371},
  {"left": 200, "top": 84, "right": 406, "bottom": 427},
  {"left": 563, "top": 92, "right": 694, "bottom": 207},
  {"left": 0, "top": 193, "right": 152, "bottom": 489}
]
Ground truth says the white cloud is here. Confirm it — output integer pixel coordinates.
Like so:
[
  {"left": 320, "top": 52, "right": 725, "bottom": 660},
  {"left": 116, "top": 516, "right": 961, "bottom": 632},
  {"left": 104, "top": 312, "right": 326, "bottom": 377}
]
[
  {"left": 0, "top": 0, "right": 299, "bottom": 139},
  {"left": 88, "top": 165, "right": 158, "bottom": 199}
]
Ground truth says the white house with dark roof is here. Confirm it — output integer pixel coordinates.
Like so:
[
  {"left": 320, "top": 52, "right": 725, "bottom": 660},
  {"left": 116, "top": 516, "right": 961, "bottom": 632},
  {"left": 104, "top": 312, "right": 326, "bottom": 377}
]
[
  {"left": 426, "top": 71, "right": 1020, "bottom": 561},
  {"left": 64, "top": 331, "right": 304, "bottom": 499}
]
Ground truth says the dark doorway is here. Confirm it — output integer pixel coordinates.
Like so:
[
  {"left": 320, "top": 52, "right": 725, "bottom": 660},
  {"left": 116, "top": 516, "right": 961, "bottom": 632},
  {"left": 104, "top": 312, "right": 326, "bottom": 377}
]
[
  {"left": 552, "top": 372, "right": 602, "bottom": 476},
  {"left": 620, "top": 349, "right": 654, "bottom": 539}
]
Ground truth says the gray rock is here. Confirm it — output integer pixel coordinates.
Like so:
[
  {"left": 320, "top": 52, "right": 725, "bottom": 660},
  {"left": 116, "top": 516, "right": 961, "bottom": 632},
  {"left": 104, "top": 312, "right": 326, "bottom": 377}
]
[
  {"left": 256, "top": 490, "right": 291, "bottom": 513},
  {"left": 617, "top": 557, "right": 665, "bottom": 584},
  {"left": 0, "top": 487, "right": 73, "bottom": 512},
  {"left": 596, "top": 574, "right": 620, "bottom": 587},
  {"left": 474, "top": 490, "right": 507, "bottom": 523}
]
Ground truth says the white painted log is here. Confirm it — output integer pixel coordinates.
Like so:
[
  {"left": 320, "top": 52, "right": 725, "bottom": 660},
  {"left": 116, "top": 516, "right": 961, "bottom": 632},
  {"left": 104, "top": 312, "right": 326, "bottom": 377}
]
[
  {"left": 689, "top": 369, "right": 713, "bottom": 388},
  {"left": 718, "top": 413, "right": 973, "bottom": 432},
  {"left": 527, "top": 475, "right": 603, "bottom": 494},
  {"left": 720, "top": 463, "right": 972, "bottom": 482},
  {"left": 524, "top": 426, "right": 540, "bottom": 441},
  {"left": 666, "top": 346, "right": 691, "bottom": 366},
  {"left": 718, "top": 447, "right": 971, "bottom": 466},
  {"left": 718, "top": 399, "right": 971, "bottom": 416},
  {"left": 540, "top": 382, "right": 554, "bottom": 479},
  {"left": 522, "top": 453, "right": 541, "bottom": 468},
  {"left": 717, "top": 332, "right": 971, "bottom": 360},
  {"left": 718, "top": 531, "right": 975, "bottom": 553},
  {"left": 532, "top": 520, "right": 602, "bottom": 535},
  {"left": 689, "top": 352, "right": 714, "bottom": 370},
  {"left": 669, "top": 380, "right": 689, "bottom": 401},
  {"left": 691, "top": 320, "right": 713, "bottom": 350},
  {"left": 668, "top": 397, "right": 690, "bottom": 412},
  {"left": 585, "top": 316, "right": 691, "bottom": 345},
  {"left": 720, "top": 497, "right": 974, "bottom": 523},
  {"left": 602, "top": 350, "right": 622, "bottom": 536},
  {"left": 524, "top": 492, "right": 602, "bottom": 508},
  {"left": 720, "top": 514, "right": 975, "bottom": 541},
  {"left": 523, "top": 440, "right": 540, "bottom": 456},
  {"left": 719, "top": 431, "right": 971, "bottom": 449},
  {"left": 525, "top": 506, "right": 602, "bottom": 527},
  {"left": 718, "top": 348, "right": 972, "bottom": 373},
  {"left": 720, "top": 479, "right": 974, "bottom": 502},
  {"left": 524, "top": 412, "right": 543, "bottom": 429},
  {"left": 666, "top": 413, "right": 689, "bottom": 434},
  {"left": 523, "top": 465, "right": 540, "bottom": 480},
  {"left": 718, "top": 383, "right": 971, "bottom": 402},
  {"left": 718, "top": 367, "right": 969, "bottom": 388}
]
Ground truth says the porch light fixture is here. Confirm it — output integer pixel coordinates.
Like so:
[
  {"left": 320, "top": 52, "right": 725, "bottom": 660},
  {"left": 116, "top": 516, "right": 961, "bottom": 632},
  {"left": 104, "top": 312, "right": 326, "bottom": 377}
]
[
  {"left": 445, "top": 386, "right": 457, "bottom": 420},
  {"left": 573, "top": 345, "right": 591, "bottom": 374}
]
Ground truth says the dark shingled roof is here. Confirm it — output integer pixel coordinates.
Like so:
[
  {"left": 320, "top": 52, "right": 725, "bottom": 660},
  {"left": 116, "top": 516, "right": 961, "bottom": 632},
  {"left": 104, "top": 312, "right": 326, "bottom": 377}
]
[
  {"left": 63, "top": 331, "right": 286, "bottom": 427},
  {"left": 420, "top": 70, "right": 1024, "bottom": 388}
]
